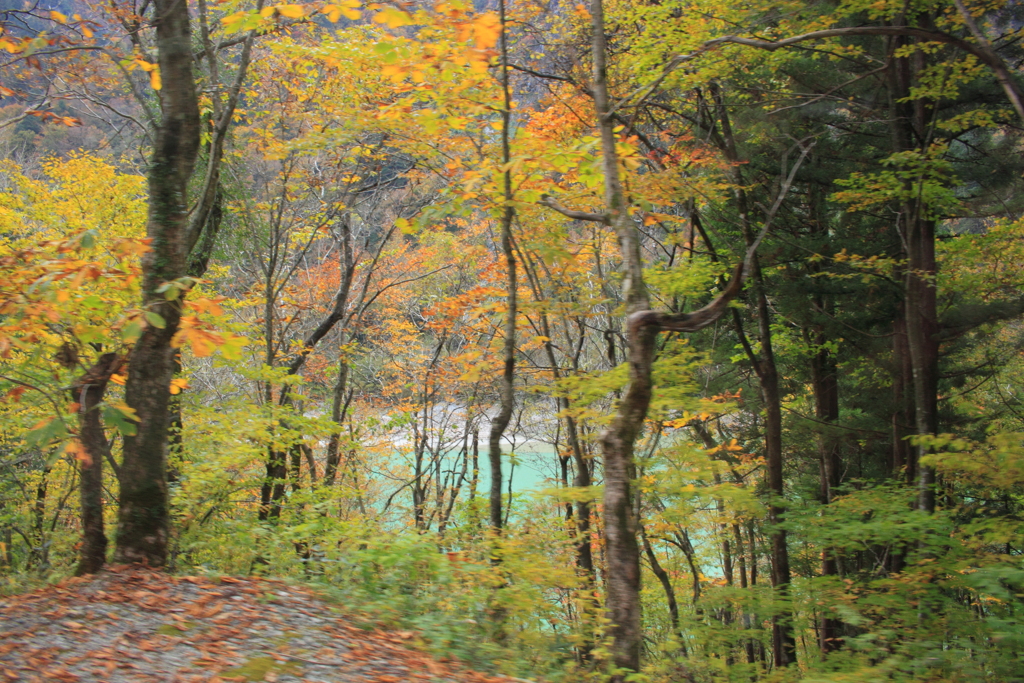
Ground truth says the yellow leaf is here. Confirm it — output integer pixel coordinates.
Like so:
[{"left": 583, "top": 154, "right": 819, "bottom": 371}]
[
  {"left": 191, "top": 336, "right": 213, "bottom": 357},
  {"left": 189, "top": 297, "right": 225, "bottom": 317},
  {"left": 374, "top": 6, "right": 411, "bottom": 28},
  {"left": 149, "top": 67, "right": 161, "bottom": 91},
  {"left": 169, "top": 378, "right": 189, "bottom": 395},
  {"left": 276, "top": 4, "right": 306, "bottom": 18},
  {"left": 382, "top": 64, "right": 405, "bottom": 81},
  {"left": 50, "top": 10, "right": 67, "bottom": 24},
  {"left": 472, "top": 13, "right": 501, "bottom": 49},
  {"left": 324, "top": 2, "right": 361, "bottom": 21},
  {"left": 111, "top": 401, "right": 140, "bottom": 422},
  {"left": 323, "top": 4, "right": 343, "bottom": 21},
  {"left": 223, "top": 10, "right": 248, "bottom": 26}
]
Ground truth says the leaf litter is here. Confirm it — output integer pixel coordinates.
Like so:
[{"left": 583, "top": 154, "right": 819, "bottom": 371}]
[{"left": 0, "top": 566, "right": 528, "bottom": 683}]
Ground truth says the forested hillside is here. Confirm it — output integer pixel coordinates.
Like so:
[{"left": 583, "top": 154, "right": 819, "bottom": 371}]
[{"left": 2, "top": 0, "right": 1024, "bottom": 681}]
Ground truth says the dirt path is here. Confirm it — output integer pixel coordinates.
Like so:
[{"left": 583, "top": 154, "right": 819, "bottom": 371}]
[{"left": 0, "top": 566, "right": 523, "bottom": 683}]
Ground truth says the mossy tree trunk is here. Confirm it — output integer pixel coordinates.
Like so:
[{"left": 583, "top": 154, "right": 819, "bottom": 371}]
[{"left": 114, "top": 0, "right": 201, "bottom": 566}]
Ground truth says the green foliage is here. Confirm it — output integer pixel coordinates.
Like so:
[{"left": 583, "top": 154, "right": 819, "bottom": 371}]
[{"left": 832, "top": 145, "right": 961, "bottom": 219}]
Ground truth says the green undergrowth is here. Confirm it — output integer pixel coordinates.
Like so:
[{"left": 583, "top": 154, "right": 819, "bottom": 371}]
[{"left": 220, "top": 655, "right": 302, "bottom": 682}]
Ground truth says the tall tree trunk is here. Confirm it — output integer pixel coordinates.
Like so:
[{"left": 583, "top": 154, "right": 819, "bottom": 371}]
[
  {"left": 887, "top": 22, "right": 940, "bottom": 514},
  {"left": 566, "top": 407, "right": 595, "bottom": 596},
  {"left": 469, "top": 429, "right": 480, "bottom": 528},
  {"left": 319, "top": 218, "right": 358, "bottom": 488},
  {"left": 487, "top": 0, "right": 517, "bottom": 535},
  {"left": 413, "top": 422, "right": 427, "bottom": 530},
  {"left": 712, "top": 80, "right": 797, "bottom": 667},
  {"left": 892, "top": 309, "right": 915, "bottom": 483},
  {"left": 641, "top": 525, "right": 680, "bottom": 639},
  {"left": 540, "top": 4, "right": 761, "bottom": 675},
  {"left": 748, "top": 522, "right": 758, "bottom": 587},
  {"left": 735, "top": 302, "right": 797, "bottom": 667},
  {"left": 165, "top": 0, "right": 252, "bottom": 486},
  {"left": 906, "top": 214, "right": 939, "bottom": 514},
  {"left": 323, "top": 358, "right": 352, "bottom": 486},
  {"left": 587, "top": 0, "right": 658, "bottom": 672},
  {"left": 810, "top": 326, "right": 843, "bottom": 653},
  {"left": 30, "top": 463, "right": 50, "bottom": 569},
  {"left": 756, "top": 277, "right": 796, "bottom": 668},
  {"left": 728, "top": 219, "right": 795, "bottom": 670},
  {"left": 115, "top": 0, "right": 201, "bottom": 565},
  {"left": 734, "top": 523, "right": 757, "bottom": 666},
  {"left": 676, "top": 528, "right": 702, "bottom": 607},
  {"left": 73, "top": 353, "right": 121, "bottom": 575},
  {"left": 599, "top": 7, "right": 750, "bottom": 674}
]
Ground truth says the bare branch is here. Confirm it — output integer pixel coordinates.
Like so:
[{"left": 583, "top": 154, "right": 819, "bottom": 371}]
[
  {"left": 186, "top": 0, "right": 263, "bottom": 254},
  {"left": 508, "top": 63, "right": 581, "bottom": 86},
  {"left": 538, "top": 194, "right": 608, "bottom": 223}
]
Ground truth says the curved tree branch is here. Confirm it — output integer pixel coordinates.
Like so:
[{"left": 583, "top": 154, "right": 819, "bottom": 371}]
[
  {"left": 538, "top": 194, "right": 608, "bottom": 223},
  {"left": 628, "top": 138, "right": 815, "bottom": 336}
]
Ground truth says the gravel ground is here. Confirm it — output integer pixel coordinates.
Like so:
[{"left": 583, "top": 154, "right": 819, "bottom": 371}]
[{"left": 0, "top": 566, "right": 522, "bottom": 683}]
